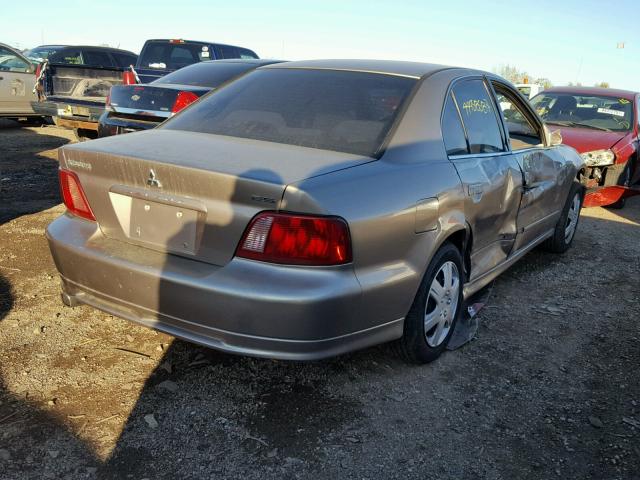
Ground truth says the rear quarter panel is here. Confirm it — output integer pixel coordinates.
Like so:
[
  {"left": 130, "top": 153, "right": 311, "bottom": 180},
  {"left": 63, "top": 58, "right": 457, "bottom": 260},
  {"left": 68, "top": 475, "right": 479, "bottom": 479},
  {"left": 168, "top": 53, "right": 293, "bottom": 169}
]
[{"left": 282, "top": 75, "right": 468, "bottom": 332}]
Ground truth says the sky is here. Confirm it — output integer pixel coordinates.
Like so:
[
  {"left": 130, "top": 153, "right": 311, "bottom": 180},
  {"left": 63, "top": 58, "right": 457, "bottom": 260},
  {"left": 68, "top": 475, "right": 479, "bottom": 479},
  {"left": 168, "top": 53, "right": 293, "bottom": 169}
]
[{"left": 4, "top": 0, "right": 639, "bottom": 90}]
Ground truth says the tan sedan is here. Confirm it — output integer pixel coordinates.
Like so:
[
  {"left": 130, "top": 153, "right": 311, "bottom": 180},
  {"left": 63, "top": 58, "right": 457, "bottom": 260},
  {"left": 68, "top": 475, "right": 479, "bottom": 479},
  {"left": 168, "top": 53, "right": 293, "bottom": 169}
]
[{"left": 47, "top": 60, "right": 586, "bottom": 363}]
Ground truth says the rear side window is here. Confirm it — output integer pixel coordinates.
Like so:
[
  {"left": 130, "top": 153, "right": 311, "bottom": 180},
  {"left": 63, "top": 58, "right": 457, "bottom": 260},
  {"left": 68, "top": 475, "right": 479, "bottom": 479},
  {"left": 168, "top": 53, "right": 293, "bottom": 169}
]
[
  {"left": 50, "top": 49, "right": 82, "bottom": 65},
  {"left": 442, "top": 93, "right": 469, "bottom": 155},
  {"left": 153, "top": 62, "right": 257, "bottom": 88},
  {"left": 163, "top": 69, "right": 416, "bottom": 157},
  {"left": 452, "top": 79, "right": 504, "bottom": 154},
  {"left": 83, "top": 50, "right": 114, "bottom": 67}
]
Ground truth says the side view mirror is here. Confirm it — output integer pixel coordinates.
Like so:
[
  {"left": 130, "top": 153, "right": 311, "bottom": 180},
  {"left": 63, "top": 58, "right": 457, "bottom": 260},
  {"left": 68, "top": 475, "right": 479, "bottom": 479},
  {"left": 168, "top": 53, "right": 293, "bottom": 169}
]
[
  {"left": 543, "top": 125, "right": 562, "bottom": 146},
  {"left": 549, "top": 129, "right": 563, "bottom": 146}
]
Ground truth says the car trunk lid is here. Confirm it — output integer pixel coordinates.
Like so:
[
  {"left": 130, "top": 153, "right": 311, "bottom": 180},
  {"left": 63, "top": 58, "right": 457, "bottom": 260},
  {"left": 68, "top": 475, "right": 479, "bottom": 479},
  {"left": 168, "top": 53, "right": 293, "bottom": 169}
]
[
  {"left": 58, "top": 129, "right": 372, "bottom": 266},
  {"left": 108, "top": 84, "right": 209, "bottom": 121}
]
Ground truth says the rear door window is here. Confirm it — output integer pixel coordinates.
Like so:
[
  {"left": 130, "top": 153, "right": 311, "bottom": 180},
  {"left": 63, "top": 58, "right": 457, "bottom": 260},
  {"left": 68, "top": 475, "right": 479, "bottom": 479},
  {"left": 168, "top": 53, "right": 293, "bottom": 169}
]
[
  {"left": 452, "top": 79, "right": 505, "bottom": 154},
  {"left": 442, "top": 93, "right": 469, "bottom": 156}
]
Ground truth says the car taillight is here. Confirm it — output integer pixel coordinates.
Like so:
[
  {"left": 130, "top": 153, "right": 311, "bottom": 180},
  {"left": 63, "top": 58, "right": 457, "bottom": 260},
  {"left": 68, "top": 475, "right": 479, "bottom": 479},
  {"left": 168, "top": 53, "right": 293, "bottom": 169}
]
[
  {"left": 35, "top": 63, "right": 41, "bottom": 77},
  {"left": 122, "top": 70, "right": 136, "bottom": 85},
  {"left": 105, "top": 92, "right": 111, "bottom": 110},
  {"left": 236, "top": 212, "right": 352, "bottom": 266},
  {"left": 171, "top": 91, "right": 199, "bottom": 113},
  {"left": 59, "top": 169, "right": 95, "bottom": 221}
]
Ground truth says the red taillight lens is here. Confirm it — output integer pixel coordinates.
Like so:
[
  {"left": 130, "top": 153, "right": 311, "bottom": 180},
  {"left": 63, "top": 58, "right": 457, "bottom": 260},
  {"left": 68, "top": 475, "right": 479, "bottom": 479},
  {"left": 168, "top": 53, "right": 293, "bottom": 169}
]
[
  {"left": 35, "top": 63, "right": 41, "bottom": 77},
  {"left": 122, "top": 70, "right": 136, "bottom": 85},
  {"left": 236, "top": 212, "right": 352, "bottom": 266},
  {"left": 172, "top": 91, "right": 199, "bottom": 113},
  {"left": 59, "top": 169, "right": 95, "bottom": 221}
]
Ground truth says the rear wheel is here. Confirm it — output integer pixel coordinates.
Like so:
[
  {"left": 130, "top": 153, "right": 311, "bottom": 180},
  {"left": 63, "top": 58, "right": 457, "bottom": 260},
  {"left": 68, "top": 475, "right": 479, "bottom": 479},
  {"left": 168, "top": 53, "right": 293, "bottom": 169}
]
[
  {"left": 543, "top": 182, "right": 582, "bottom": 253},
  {"left": 397, "top": 242, "right": 463, "bottom": 364}
]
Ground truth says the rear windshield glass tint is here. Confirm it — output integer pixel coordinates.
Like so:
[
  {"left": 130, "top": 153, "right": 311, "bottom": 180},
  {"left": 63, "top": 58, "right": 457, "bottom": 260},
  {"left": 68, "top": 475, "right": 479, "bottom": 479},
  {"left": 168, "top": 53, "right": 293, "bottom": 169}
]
[
  {"left": 140, "top": 42, "right": 210, "bottom": 70},
  {"left": 163, "top": 69, "right": 416, "bottom": 157},
  {"left": 153, "top": 62, "right": 256, "bottom": 88}
]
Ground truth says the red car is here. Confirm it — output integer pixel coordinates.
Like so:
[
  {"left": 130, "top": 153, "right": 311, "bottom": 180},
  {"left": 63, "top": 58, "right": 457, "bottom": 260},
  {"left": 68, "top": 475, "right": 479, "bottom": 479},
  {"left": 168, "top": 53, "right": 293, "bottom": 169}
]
[{"left": 531, "top": 87, "right": 640, "bottom": 208}]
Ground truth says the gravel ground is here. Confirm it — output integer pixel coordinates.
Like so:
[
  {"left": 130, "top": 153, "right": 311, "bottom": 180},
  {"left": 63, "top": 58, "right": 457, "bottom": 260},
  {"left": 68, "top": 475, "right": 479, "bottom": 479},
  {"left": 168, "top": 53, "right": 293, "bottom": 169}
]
[{"left": 0, "top": 122, "right": 639, "bottom": 480}]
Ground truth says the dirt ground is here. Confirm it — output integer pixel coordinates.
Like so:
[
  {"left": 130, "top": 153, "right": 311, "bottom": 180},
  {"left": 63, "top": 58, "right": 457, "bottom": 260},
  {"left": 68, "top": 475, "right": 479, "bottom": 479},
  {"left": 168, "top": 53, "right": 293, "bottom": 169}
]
[{"left": 0, "top": 121, "right": 638, "bottom": 480}]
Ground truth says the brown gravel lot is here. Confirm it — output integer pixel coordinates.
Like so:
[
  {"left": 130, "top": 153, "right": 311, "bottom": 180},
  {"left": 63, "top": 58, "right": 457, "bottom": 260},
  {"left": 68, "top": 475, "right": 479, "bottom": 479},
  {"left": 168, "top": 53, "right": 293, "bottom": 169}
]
[{"left": 0, "top": 121, "right": 639, "bottom": 480}]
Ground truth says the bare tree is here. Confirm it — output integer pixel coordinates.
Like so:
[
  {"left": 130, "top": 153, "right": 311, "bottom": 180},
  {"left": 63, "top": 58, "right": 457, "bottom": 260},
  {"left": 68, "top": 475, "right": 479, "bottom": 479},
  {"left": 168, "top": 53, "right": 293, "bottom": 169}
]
[
  {"left": 594, "top": 81, "right": 610, "bottom": 88},
  {"left": 493, "top": 64, "right": 553, "bottom": 88}
]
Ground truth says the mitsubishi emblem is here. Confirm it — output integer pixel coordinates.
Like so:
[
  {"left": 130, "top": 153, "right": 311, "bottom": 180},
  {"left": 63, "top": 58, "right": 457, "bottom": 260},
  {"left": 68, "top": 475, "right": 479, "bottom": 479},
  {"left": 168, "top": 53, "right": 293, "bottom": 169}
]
[{"left": 147, "top": 169, "right": 162, "bottom": 188}]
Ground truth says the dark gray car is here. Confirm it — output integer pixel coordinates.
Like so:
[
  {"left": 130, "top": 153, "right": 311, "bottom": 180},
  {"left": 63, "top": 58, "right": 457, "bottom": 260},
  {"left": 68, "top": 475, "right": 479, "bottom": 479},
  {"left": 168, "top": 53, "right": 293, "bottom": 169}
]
[{"left": 46, "top": 60, "right": 585, "bottom": 363}]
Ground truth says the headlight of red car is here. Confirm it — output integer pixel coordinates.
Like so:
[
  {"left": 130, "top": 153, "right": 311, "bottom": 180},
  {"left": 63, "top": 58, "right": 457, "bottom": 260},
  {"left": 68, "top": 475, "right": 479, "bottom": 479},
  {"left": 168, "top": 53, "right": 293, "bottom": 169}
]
[{"left": 580, "top": 149, "right": 615, "bottom": 167}]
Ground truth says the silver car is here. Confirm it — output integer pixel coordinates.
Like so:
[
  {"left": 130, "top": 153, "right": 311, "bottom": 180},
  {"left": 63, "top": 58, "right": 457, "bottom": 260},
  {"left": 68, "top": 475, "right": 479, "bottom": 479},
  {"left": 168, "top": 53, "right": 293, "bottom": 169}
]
[
  {"left": 47, "top": 60, "right": 585, "bottom": 363},
  {"left": 0, "top": 43, "right": 38, "bottom": 117}
]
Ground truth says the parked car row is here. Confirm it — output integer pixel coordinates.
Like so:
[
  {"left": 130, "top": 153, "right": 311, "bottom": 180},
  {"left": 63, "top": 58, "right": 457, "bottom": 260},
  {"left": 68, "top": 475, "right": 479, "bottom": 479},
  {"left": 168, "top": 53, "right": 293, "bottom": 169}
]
[
  {"left": 98, "top": 58, "right": 282, "bottom": 137},
  {"left": 28, "top": 38, "right": 258, "bottom": 140}
]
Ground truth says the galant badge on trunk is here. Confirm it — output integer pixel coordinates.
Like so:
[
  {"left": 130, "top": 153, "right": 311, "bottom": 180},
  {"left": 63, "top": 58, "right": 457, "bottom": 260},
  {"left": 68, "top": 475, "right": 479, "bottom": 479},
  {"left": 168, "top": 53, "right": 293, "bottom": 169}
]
[{"left": 147, "top": 169, "right": 162, "bottom": 188}]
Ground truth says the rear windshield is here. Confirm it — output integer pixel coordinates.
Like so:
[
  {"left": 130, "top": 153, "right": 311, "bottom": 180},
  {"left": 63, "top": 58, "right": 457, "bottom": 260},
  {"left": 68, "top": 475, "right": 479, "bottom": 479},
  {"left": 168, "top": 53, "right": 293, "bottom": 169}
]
[
  {"left": 163, "top": 69, "right": 416, "bottom": 157},
  {"left": 531, "top": 93, "right": 634, "bottom": 132},
  {"left": 140, "top": 42, "right": 211, "bottom": 70},
  {"left": 152, "top": 61, "right": 257, "bottom": 88}
]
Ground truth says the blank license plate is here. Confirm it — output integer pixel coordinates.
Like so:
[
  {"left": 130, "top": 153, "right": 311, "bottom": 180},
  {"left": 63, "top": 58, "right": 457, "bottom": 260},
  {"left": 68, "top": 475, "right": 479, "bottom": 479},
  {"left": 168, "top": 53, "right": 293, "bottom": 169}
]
[{"left": 129, "top": 198, "right": 198, "bottom": 254}]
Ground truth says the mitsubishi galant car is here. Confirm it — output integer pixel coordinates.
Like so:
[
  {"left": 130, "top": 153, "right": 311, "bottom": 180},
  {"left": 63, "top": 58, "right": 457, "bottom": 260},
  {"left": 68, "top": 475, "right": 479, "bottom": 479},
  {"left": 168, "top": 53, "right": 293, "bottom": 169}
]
[{"left": 47, "top": 60, "right": 585, "bottom": 363}]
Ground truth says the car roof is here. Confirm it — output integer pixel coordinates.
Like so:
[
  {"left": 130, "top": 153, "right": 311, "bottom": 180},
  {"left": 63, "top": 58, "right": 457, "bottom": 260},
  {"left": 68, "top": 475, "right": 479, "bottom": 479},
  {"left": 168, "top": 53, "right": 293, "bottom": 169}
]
[
  {"left": 199, "top": 59, "right": 283, "bottom": 66},
  {"left": 143, "top": 39, "right": 256, "bottom": 50},
  {"left": 543, "top": 86, "right": 638, "bottom": 99},
  {"left": 56, "top": 45, "right": 137, "bottom": 55},
  {"left": 262, "top": 59, "right": 455, "bottom": 79},
  {"left": 29, "top": 45, "right": 69, "bottom": 49}
]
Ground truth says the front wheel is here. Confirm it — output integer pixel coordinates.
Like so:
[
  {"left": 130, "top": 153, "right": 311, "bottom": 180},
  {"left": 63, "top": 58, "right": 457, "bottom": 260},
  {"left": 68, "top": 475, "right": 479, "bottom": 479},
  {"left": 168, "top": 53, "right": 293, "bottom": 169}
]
[
  {"left": 397, "top": 242, "right": 464, "bottom": 364},
  {"left": 543, "top": 182, "right": 583, "bottom": 253}
]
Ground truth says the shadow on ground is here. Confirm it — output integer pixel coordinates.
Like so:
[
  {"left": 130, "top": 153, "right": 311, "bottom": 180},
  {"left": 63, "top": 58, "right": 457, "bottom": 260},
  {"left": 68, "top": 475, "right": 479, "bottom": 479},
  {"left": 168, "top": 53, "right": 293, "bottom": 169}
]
[{"left": 0, "top": 120, "right": 70, "bottom": 224}]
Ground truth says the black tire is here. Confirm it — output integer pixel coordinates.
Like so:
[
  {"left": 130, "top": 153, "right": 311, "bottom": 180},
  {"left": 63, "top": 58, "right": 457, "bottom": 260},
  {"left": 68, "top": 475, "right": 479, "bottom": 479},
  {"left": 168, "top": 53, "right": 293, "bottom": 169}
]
[
  {"left": 73, "top": 128, "right": 98, "bottom": 142},
  {"left": 397, "top": 242, "right": 464, "bottom": 364},
  {"left": 543, "top": 182, "right": 583, "bottom": 253}
]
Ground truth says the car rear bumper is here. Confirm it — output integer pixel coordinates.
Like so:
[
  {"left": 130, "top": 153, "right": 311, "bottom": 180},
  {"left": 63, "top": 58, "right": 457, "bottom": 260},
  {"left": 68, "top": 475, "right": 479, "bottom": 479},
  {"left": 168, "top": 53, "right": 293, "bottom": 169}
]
[
  {"left": 98, "top": 111, "right": 162, "bottom": 137},
  {"left": 46, "top": 214, "right": 403, "bottom": 360},
  {"left": 32, "top": 98, "right": 104, "bottom": 130}
]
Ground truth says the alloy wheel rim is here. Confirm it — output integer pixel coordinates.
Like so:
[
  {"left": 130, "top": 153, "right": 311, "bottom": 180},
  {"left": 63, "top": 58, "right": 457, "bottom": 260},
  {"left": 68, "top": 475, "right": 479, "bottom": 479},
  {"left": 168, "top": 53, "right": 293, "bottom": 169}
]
[
  {"left": 564, "top": 193, "right": 581, "bottom": 243},
  {"left": 424, "top": 261, "right": 460, "bottom": 347}
]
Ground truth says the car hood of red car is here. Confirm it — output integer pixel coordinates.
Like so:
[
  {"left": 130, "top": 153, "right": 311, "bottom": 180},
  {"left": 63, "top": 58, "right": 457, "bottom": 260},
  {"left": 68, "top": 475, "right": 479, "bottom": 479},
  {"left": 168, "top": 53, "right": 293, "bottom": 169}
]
[{"left": 547, "top": 124, "right": 628, "bottom": 153}]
